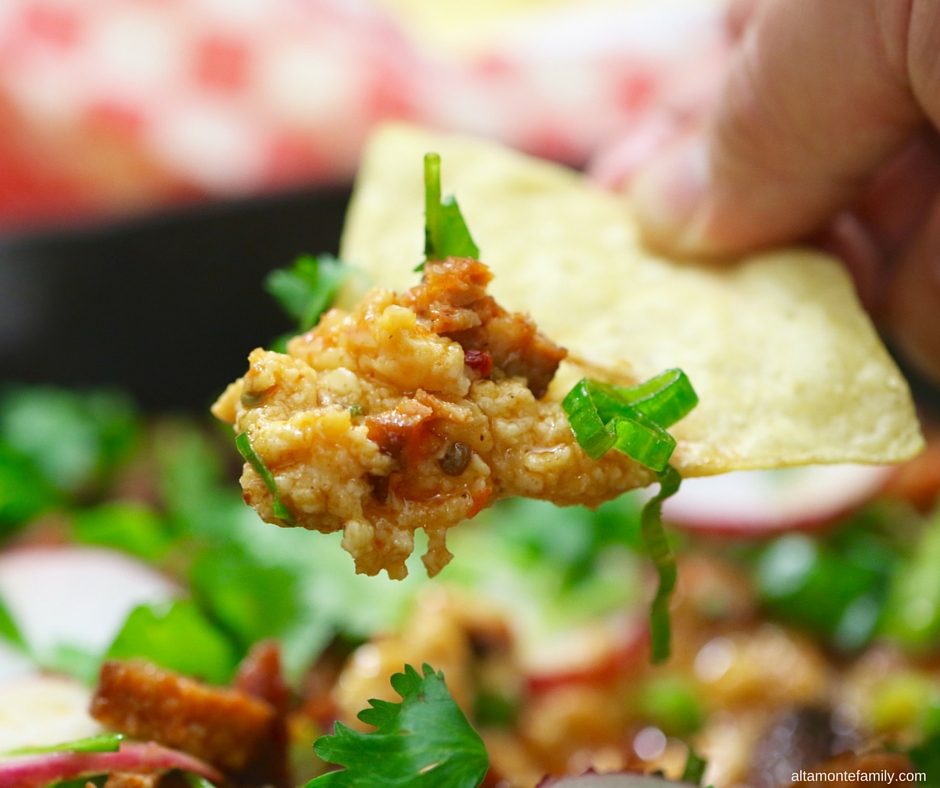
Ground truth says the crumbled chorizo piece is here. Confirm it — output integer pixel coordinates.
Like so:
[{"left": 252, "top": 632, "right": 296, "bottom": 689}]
[
  {"left": 89, "top": 660, "right": 275, "bottom": 773},
  {"left": 213, "top": 258, "right": 653, "bottom": 580},
  {"left": 402, "top": 258, "right": 567, "bottom": 398}
]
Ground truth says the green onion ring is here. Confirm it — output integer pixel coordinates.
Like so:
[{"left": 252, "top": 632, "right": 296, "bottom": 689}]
[
  {"left": 562, "top": 371, "right": 696, "bottom": 471},
  {"left": 642, "top": 464, "right": 682, "bottom": 664}
]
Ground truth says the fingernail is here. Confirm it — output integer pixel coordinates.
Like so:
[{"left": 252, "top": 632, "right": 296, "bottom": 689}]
[{"left": 630, "top": 136, "right": 709, "bottom": 253}]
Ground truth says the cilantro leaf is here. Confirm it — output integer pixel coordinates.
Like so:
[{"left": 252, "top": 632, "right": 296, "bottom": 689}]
[
  {"left": 307, "top": 663, "right": 489, "bottom": 788},
  {"left": 418, "top": 153, "right": 479, "bottom": 272},
  {"left": 0, "top": 440, "right": 61, "bottom": 532},
  {"left": 265, "top": 254, "right": 349, "bottom": 334},
  {"left": 107, "top": 600, "right": 238, "bottom": 685},
  {"left": 0, "top": 387, "right": 139, "bottom": 495},
  {"left": 0, "top": 591, "right": 26, "bottom": 651}
]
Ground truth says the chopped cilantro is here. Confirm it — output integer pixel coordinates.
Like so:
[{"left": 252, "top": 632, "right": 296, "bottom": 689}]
[
  {"left": 418, "top": 153, "right": 479, "bottom": 272},
  {"left": 0, "top": 440, "right": 61, "bottom": 533},
  {"left": 307, "top": 664, "right": 489, "bottom": 787},
  {"left": 265, "top": 253, "right": 349, "bottom": 334},
  {"left": 0, "top": 590, "right": 26, "bottom": 652},
  {"left": 909, "top": 733, "right": 940, "bottom": 786},
  {"left": 107, "top": 600, "right": 238, "bottom": 685},
  {"left": 190, "top": 544, "right": 300, "bottom": 651},
  {"left": 72, "top": 501, "right": 173, "bottom": 562},
  {"left": 0, "top": 387, "right": 139, "bottom": 495}
]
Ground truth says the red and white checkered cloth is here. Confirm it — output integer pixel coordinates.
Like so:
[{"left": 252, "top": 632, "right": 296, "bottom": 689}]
[{"left": 0, "top": 0, "right": 730, "bottom": 230}]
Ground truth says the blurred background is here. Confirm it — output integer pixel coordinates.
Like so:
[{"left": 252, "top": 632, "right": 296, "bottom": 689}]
[{"left": 0, "top": 0, "right": 729, "bottom": 408}]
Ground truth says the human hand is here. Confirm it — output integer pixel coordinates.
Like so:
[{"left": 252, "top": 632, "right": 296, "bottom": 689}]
[{"left": 607, "top": 0, "right": 940, "bottom": 384}]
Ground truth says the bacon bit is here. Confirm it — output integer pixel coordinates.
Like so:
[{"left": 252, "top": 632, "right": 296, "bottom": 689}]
[
  {"left": 464, "top": 349, "right": 493, "bottom": 377},
  {"left": 406, "top": 258, "right": 566, "bottom": 399},
  {"left": 365, "top": 399, "right": 433, "bottom": 459},
  {"left": 405, "top": 258, "right": 492, "bottom": 334},
  {"left": 90, "top": 660, "right": 275, "bottom": 773}
]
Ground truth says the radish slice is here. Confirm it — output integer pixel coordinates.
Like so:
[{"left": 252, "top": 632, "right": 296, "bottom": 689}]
[
  {"left": 537, "top": 772, "right": 696, "bottom": 787},
  {"left": 661, "top": 464, "right": 890, "bottom": 536},
  {"left": 0, "top": 741, "right": 222, "bottom": 788},
  {"left": 524, "top": 617, "right": 647, "bottom": 693},
  {"left": 0, "top": 546, "right": 178, "bottom": 673},
  {"left": 0, "top": 675, "right": 102, "bottom": 754}
]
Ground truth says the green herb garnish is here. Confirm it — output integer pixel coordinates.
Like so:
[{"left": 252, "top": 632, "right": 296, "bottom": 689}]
[
  {"left": 418, "top": 153, "right": 479, "bottom": 272},
  {"left": 5, "top": 733, "right": 123, "bottom": 756},
  {"left": 562, "top": 369, "right": 697, "bottom": 663},
  {"left": 234, "top": 431, "right": 296, "bottom": 526},
  {"left": 107, "top": 600, "right": 238, "bottom": 686},
  {"left": 561, "top": 369, "right": 697, "bottom": 469},
  {"left": 307, "top": 663, "right": 489, "bottom": 788},
  {"left": 265, "top": 253, "right": 349, "bottom": 334},
  {"left": 0, "top": 591, "right": 26, "bottom": 652},
  {"left": 183, "top": 773, "right": 221, "bottom": 788},
  {"left": 682, "top": 744, "right": 708, "bottom": 785},
  {"left": 644, "top": 465, "right": 682, "bottom": 663}
]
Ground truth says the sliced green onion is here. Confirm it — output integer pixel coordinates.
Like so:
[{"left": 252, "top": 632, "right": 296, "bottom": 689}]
[
  {"left": 681, "top": 744, "right": 708, "bottom": 785},
  {"left": 418, "top": 152, "right": 480, "bottom": 272},
  {"left": 562, "top": 371, "right": 696, "bottom": 471},
  {"left": 612, "top": 413, "right": 676, "bottom": 473},
  {"left": 5, "top": 733, "right": 123, "bottom": 756},
  {"left": 614, "top": 368, "right": 698, "bottom": 428},
  {"left": 234, "top": 432, "right": 296, "bottom": 526},
  {"left": 563, "top": 371, "right": 696, "bottom": 663},
  {"left": 184, "top": 773, "right": 220, "bottom": 788},
  {"left": 642, "top": 465, "right": 681, "bottom": 664},
  {"left": 561, "top": 379, "right": 616, "bottom": 460}
]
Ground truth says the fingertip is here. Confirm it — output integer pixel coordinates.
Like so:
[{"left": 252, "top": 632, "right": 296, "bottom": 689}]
[
  {"left": 885, "top": 201, "right": 940, "bottom": 387},
  {"left": 629, "top": 136, "right": 712, "bottom": 256}
]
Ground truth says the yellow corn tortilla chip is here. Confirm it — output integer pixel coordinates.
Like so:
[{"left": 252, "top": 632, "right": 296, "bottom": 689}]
[{"left": 339, "top": 123, "right": 924, "bottom": 476}]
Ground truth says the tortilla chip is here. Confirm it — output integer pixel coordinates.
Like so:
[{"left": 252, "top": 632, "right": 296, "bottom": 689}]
[{"left": 339, "top": 123, "right": 923, "bottom": 475}]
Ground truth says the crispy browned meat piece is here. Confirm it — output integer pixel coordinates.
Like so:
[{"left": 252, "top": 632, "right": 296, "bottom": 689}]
[
  {"left": 402, "top": 259, "right": 567, "bottom": 399},
  {"left": 213, "top": 258, "right": 653, "bottom": 579},
  {"left": 90, "top": 660, "right": 275, "bottom": 773}
]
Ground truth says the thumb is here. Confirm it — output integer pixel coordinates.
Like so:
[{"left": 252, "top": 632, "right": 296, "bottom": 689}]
[
  {"left": 886, "top": 196, "right": 940, "bottom": 387},
  {"left": 631, "top": 0, "right": 933, "bottom": 258}
]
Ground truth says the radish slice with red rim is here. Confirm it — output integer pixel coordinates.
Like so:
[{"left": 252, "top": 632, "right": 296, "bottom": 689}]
[
  {"left": 661, "top": 464, "right": 890, "bottom": 536},
  {"left": 0, "top": 741, "right": 222, "bottom": 788}
]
